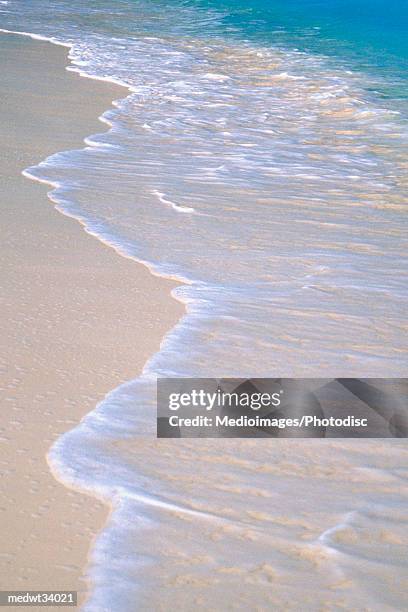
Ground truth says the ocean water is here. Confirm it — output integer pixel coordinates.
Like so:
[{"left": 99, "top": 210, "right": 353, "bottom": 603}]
[{"left": 1, "top": 0, "right": 407, "bottom": 609}]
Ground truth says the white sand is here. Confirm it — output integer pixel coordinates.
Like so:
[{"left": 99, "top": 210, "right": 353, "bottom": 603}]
[{"left": 0, "top": 32, "right": 183, "bottom": 603}]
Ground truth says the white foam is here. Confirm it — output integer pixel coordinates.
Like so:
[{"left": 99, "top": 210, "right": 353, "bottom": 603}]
[
  {"left": 202, "top": 72, "right": 231, "bottom": 81},
  {"left": 0, "top": 27, "right": 71, "bottom": 47},
  {"left": 152, "top": 189, "right": 195, "bottom": 214}
]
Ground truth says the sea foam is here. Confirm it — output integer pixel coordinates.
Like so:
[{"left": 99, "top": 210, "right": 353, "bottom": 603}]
[{"left": 1, "top": 0, "right": 407, "bottom": 608}]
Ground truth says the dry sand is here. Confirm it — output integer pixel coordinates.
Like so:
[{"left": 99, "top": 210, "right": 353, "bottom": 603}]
[{"left": 0, "top": 32, "right": 183, "bottom": 603}]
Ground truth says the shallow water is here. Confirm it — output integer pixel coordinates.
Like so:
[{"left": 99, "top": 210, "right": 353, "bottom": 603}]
[{"left": 1, "top": 0, "right": 407, "bottom": 608}]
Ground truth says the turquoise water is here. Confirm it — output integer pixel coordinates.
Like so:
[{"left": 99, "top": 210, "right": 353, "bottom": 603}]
[
  {"left": 1, "top": 1, "right": 407, "bottom": 609},
  {"left": 191, "top": 0, "right": 408, "bottom": 101},
  {"left": 198, "top": 0, "right": 408, "bottom": 73},
  {"left": 2, "top": 1, "right": 407, "bottom": 104}
]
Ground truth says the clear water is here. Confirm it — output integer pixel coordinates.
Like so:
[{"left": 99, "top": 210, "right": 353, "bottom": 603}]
[{"left": 1, "top": 0, "right": 407, "bottom": 609}]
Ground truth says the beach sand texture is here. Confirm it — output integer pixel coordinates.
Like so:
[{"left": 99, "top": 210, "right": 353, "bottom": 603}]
[{"left": 0, "top": 33, "right": 182, "bottom": 601}]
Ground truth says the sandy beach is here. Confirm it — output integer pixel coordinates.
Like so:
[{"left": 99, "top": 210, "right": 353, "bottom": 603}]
[
  {"left": 1, "top": 0, "right": 407, "bottom": 608},
  {"left": 0, "top": 32, "right": 182, "bottom": 602}
]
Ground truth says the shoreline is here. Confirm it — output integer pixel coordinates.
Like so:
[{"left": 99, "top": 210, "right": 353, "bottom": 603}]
[
  {"left": 1, "top": 18, "right": 407, "bottom": 612},
  {"left": 0, "top": 32, "right": 183, "bottom": 603}
]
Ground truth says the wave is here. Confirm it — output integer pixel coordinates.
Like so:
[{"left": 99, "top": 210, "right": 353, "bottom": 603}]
[{"left": 1, "top": 0, "right": 407, "bottom": 608}]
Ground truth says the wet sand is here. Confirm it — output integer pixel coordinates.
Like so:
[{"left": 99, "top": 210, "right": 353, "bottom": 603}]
[{"left": 0, "top": 32, "right": 183, "bottom": 603}]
